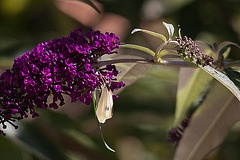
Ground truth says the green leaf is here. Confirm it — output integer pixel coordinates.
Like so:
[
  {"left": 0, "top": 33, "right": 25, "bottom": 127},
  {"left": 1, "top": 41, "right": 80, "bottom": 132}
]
[
  {"left": 119, "top": 44, "right": 155, "bottom": 58},
  {"left": 157, "top": 49, "right": 178, "bottom": 59},
  {"left": 199, "top": 65, "right": 240, "bottom": 101},
  {"left": 174, "top": 82, "right": 240, "bottom": 160},
  {"left": 224, "top": 68, "right": 240, "bottom": 88},
  {"left": 163, "top": 22, "right": 174, "bottom": 40},
  {"left": 106, "top": 51, "right": 152, "bottom": 94},
  {"left": 131, "top": 29, "right": 167, "bottom": 43},
  {"left": 116, "top": 62, "right": 151, "bottom": 93},
  {"left": 175, "top": 68, "right": 213, "bottom": 124},
  {"left": 157, "top": 42, "right": 179, "bottom": 59}
]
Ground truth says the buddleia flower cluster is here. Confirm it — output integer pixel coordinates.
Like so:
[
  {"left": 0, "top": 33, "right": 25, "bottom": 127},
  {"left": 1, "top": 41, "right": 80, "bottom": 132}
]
[
  {"left": 168, "top": 115, "right": 191, "bottom": 145},
  {"left": 176, "top": 36, "right": 214, "bottom": 66},
  {"left": 0, "top": 28, "right": 124, "bottom": 136}
]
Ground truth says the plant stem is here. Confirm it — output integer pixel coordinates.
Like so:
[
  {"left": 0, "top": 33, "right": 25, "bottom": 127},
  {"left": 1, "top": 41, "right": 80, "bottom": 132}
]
[{"left": 93, "top": 58, "right": 195, "bottom": 68}]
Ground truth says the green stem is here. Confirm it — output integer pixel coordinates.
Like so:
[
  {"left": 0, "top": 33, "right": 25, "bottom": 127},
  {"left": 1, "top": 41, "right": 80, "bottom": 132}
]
[
  {"left": 93, "top": 58, "right": 195, "bottom": 68},
  {"left": 155, "top": 41, "right": 179, "bottom": 62}
]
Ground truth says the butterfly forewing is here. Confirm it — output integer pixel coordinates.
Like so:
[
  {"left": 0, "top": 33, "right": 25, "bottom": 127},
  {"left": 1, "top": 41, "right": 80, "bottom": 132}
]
[
  {"left": 105, "top": 89, "right": 113, "bottom": 119},
  {"left": 96, "top": 85, "right": 113, "bottom": 123}
]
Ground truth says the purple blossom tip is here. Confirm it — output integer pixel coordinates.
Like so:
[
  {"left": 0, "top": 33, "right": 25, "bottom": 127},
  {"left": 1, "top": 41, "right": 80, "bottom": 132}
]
[{"left": 0, "top": 28, "right": 124, "bottom": 136}]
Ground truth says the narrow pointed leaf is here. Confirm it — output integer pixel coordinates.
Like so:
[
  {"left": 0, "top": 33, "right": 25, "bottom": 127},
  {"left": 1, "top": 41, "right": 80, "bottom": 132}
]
[
  {"left": 175, "top": 68, "right": 213, "bottom": 124},
  {"left": 117, "top": 62, "right": 151, "bottom": 91},
  {"left": 156, "top": 41, "right": 179, "bottom": 58},
  {"left": 174, "top": 82, "right": 240, "bottom": 160},
  {"left": 106, "top": 51, "right": 152, "bottom": 94},
  {"left": 199, "top": 65, "right": 240, "bottom": 101},
  {"left": 157, "top": 49, "right": 178, "bottom": 60},
  {"left": 119, "top": 44, "right": 155, "bottom": 57},
  {"left": 131, "top": 29, "right": 167, "bottom": 42}
]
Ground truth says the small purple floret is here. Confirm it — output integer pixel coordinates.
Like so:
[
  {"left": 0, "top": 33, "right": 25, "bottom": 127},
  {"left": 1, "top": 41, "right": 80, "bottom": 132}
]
[{"left": 0, "top": 28, "right": 124, "bottom": 135}]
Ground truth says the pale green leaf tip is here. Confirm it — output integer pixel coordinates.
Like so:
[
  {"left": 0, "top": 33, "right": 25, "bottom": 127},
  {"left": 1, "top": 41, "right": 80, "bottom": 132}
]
[
  {"left": 163, "top": 21, "right": 174, "bottom": 39},
  {"left": 158, "top": 58, "right": 164, "bottom": 63},
  {"left": 131, "top": 29, "right": 141, "bottom": 34}
]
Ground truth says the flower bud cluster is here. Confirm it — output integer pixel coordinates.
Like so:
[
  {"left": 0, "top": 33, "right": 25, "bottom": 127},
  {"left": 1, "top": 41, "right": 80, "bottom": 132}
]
[
  {"left": 168, "top": 116, "right": 191, "bottom": 145},
  {"left": 176, "top": 36, "right": 214, "bottom": 66},
  {"left": 0, "top": 28, "right": 124, "bottom": 135}
]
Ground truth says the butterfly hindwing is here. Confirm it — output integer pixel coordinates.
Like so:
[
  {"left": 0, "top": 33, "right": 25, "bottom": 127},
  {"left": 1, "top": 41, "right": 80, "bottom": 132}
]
[{"left": 96, "top": 85, "right": 113, "bottom": 123}]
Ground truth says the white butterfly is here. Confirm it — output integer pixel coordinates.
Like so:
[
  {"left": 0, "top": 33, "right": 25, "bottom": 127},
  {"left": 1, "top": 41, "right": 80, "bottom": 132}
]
[{"left": 96, "top": 84, "right": 113, "bottom": 123}]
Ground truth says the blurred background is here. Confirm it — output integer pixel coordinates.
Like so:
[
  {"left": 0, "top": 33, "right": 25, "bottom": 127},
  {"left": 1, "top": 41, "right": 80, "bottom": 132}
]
[{"left": 0, "top": 0, "right": 240, "bottom": 159}]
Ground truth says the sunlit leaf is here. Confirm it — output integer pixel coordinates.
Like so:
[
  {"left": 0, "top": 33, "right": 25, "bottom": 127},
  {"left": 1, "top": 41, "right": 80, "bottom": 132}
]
[
  {"left": 131, "top": 29, "right": 167, "bottom": 42},
  {"left": 177, "top": 39, "right": 240, "bottom": 101},
  {"left": 175, "top": 68, "right": 213, "bottom": 124},
  {"left": 116, "top": 65, "right": 152, "bottom": 94},
  {"left": 106, "top": 51, "right": 152, "bottom": 94},
  {"left": 174, "top": 82, "right": 240, "bottom": 160},
  {"left": 163, "top": 22, "right": 174, "bottom": 40},
  {"left": 157, "top": 49, "right": 178, "bottom": 59},
  {"left": 199, "top": 65, "right": 240, "bottom": 101},
  {"left": 224, "top": 68, "right": 240, "bottom": 88},
  {"left": 157, "top": 42, "right": 179, "bottom": 59},
  {"left": 120, "top": 44, "right": 155, "bottom": 57}
]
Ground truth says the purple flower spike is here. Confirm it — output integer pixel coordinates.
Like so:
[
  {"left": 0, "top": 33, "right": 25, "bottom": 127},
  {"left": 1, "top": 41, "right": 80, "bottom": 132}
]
[
  {"left": 54, "top": 85, "right": 61, "bottom": 92},
  {"left": 0, "top": 28, "right": 124, "bottom": 136}
]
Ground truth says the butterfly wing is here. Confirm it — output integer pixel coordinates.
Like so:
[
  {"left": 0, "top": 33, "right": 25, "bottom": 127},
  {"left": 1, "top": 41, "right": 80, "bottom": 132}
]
[
  {"left": 105, "top": 89, "right": 113, "bottom": 120},
  {"left": 96, "top": 85, "right": 113, "bottom": 123}
]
